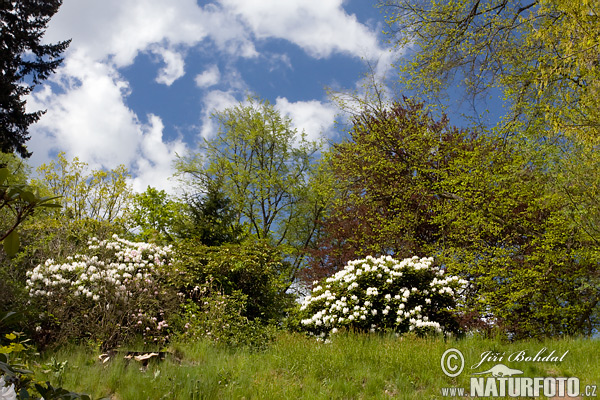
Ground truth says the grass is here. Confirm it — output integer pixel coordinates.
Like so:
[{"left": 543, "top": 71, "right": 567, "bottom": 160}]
[{"left": 35, "top": 332, "right": 600, "bottom": 399}]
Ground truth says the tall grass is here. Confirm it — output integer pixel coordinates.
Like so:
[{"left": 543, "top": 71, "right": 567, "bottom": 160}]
[{"left": 36, "top": 332, "right": 599, "bottom": 399}]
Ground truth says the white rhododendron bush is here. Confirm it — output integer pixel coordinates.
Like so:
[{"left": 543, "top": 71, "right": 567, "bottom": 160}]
[
  {"left": 299, "top": 256, "right": 467, "bottom": 338},
  {"left": 25, "top": 235, "right": 177, "bottom": 347}
]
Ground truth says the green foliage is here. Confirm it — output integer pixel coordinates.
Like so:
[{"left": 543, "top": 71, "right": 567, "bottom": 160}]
[
  {"left": 175, "top": 96, "right": 329, "bottom": 281},
  {"left": 175, "top": 179, "right": 245, "bottom": 246},
  {"left": 32, "top": 152, "right": 132, "bottom": 224},
  {"left": 0, "top": 166, "right": 61, "bottom": 257},
  {"left": 308, "top": 100, "right": 480, "bottom": 280},
  {"left": 171, "top": 240, "right": 295, "bottom": 322},
  {"left": 174, "top": 286, "right": 277, "bottom": 350},
  {"left": 127, "top": 186, "right": 180, "bottom": 243},
  {"left": 382, "top": 0, "right": 600, "bottom": 143},
  {"left": 376, "top": 3, "right": 600, "bottom": 337},
  {"left": 0, "top": 311, "right": 95, "bottom": 400},
  {"left": 313, "top": 101, "right": 600, "bottom": 338}
]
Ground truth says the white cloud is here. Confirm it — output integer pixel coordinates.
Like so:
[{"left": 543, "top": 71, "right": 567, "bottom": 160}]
[
  {"left": 275, "top": 97, "right": 338, "bottom": 142},
  {"left": 198, "top": 90, "right": 242, "bottom": 139},
  {"left": 152, "top": 46, "right": 186, "bottom": 86},
  {"left": 27, "top": 51, "right": 187, "bottom": 193},
  {"left": 195, "top": 65, "right": 221, "bottom": 88},
  {"left": 132, "top": 114, "right": 188, "bottom": 193},
  {"left": 30, "top": 0, "right": 394, "bottom": 194},
  {"left": 43, "top": 0, "right": 257, "bottom": 67},
  {"left": 218, "top": 0, "right": 386, "bottom": 60}
]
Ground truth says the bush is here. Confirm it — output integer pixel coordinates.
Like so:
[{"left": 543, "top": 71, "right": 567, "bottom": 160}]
[
  {"left": 0, "top": 311, "right": 93, "bottom": 400},
  {"left": 173, "top": 283, "right": 277, "bottom": 350},
  {"left": 25, "top": 235, "right": 178, "bottom": 349},
  {"left": 298, "top": 255, "right": 466, "bottom": 339},
  {"left": 171, "top": 240, "right": 295, "bottom": 322},
  {"left": 0, "top": 218, "right": 122, "bottom": 315}
]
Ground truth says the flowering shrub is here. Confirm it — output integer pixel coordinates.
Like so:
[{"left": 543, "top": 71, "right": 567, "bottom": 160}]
[
  {"left": 299, "top": 255, "right": 467, "bottom": 338},
  {"left": 25, "top": 235, "right": 178, "bottom": 348}
]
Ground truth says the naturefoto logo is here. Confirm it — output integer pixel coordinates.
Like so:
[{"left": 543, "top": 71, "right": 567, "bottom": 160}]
[
  {"left": 440, "top": 348, "right": 598, "bottom": 398},
  {"left": 471, "top": 364, "right": 523, "bottom": 377}
]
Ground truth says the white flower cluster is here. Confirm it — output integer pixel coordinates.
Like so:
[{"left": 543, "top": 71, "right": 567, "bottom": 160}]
[
  {"left": 0, "top": 375, "right": 17, "bottom": 400},
  {"left": 26, "top": 234, "right": 172, "bottom": 301},
  {"left": 299, "top": 255, "right": 467, "bottom": 338}
]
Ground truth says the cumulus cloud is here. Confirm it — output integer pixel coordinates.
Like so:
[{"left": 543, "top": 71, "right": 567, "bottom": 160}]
[
  {"left": 195, "top": 64, "right": 221, "bottom": 88},
  {"left": 152, "top": 46, "right": 186, "bottom": 86},
  {"left": 275, "top": 97, "right": 338, "bottom": 142},
  {"left": 132, "top": 114, "right": 188, "bottom": 193},
  {"left": 218, "top": 0, "right": 386, "bottom": 60},
  {"left": 30, "top": 0, "right": 392, "bottom": 194},
  {"left": 27, "top": 51, "right": 187, "bottom": 192},
  {"left": 43, "top": 0, "right": 257, "bottom": 67}
]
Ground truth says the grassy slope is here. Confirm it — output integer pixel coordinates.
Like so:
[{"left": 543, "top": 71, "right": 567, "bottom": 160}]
[{"left": 37, "top": 332, "right": 599, "bottom": 400}]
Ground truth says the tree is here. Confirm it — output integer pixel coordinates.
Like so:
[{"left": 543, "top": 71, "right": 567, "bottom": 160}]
[
  {"left": 176, "top": 96, "right": 329, "bottom": 283},
  {"left": 311, "top": 100, "right": 600, "bottom": 337},
  {"left": 127, "top": 186, "right": 180, "bottom": 243},
  {"left": 381, "top": 0, "right": 600, "bottom": 143},
  {"left": 32, "top": 152, "right": 132, "bottom": 224},
  {"left": 0, "top": 166, "right": 60, "bottom": 256},
  {"left": 306, "top": 100, "right": 482, "bottom": 282},
  {"left": 176, "top": 179, "right": 245, "bottom": 246},
  {"left": 0, "top": 0, "right": 70, "bottom": 158}
]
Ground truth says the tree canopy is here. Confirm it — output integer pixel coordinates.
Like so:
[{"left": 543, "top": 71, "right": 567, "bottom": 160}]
[
  {"left": 381, "top": 0, "right": 600, "bottom": 142},
  {"left": 176, "top": 96, "right": 330, "bottom": 283},
  {"left": 310, "top": 100, "right": 600, "bottom": 337}
]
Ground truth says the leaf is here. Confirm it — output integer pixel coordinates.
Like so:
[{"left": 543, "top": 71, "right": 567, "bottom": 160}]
[
  {"left": 19, "top": 387, "right": 30, "bottom": 399},
  {"left": 38, "top": 202, "right": 62, "bottom": 209},
  {"left": 6, "top": 187, "right": 21, "bottom": 200},
  {"left": 0, "top": 168, "right": 8, "bottom": 184},
  {"left": 3, "top": 230, "right": 20, "bottom": 257},
  {"left": 20, "top": 190, "right": 35, "bottom": 203},
  {"left": 0, "top": 311, "right": 20, "bottom": 326}
]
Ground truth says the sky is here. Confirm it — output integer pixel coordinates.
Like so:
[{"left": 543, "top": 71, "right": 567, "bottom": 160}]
[{"left": 26, "top": 0, "right": 402, "bottom": 193}]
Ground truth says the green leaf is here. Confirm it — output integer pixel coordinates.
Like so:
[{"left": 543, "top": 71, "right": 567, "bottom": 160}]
[
  {"left": 7, "top": 187, "right": 21, "bottom": 200},
  {"left": 38, "top": 202, "right": 62, "bottom": 209},
  {"left": 3, "top": 230, "right": 20, "bottom": 257},
  {"left": 20, "top": 190, "right": 35, "bottom": 203},
  {"left": 19, "top": 388, "right": 30, "bottom": 399},
  {"left": 0, "top": 311, "right": 20, "bottom": 326},
  {"left": 0, "top": 168, "right": 8, "bottom": 185}
]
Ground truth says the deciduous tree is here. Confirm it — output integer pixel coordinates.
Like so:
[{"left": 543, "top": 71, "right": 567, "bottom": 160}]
[
  {"left": 33, "top": 152, "right": 132, "bottom": 224},
  {"left": 381, "top": 0, "right": 600, "bottom": 143},
  {"left": 311, "top": 100, "right": 600, "bottom": 337},
  {"left": 176, "top": 97, "right": 329, "bottom": 283}
]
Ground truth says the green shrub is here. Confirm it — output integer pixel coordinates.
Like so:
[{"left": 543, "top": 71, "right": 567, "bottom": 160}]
[
  {"left": 170, "top": 240, "right": 295, "bottom": 322},
  {"left": 174, "top": 284, "right": 277, "bottom": 350},
  {"left": 0, "top": 311, "right": 95, "bottom": 400}
]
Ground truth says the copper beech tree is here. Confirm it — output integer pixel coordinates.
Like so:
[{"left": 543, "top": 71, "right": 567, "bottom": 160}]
[{"left": 307, "top": 100, "right": 600, "bottom": 338}]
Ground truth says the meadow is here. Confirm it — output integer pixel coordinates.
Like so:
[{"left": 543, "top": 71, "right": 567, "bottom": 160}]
[{"left": 36, "top": 332, "right": 600, "bottom": 400}]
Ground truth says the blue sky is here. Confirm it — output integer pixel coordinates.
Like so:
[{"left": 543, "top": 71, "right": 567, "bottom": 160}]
[{"left": 26, "top": 0, "right": 402, "bottom": 193}]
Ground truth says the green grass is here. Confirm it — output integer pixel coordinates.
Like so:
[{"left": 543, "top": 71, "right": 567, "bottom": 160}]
[{"left": 35, "top": 332, "right": 600, "bottom": 399}]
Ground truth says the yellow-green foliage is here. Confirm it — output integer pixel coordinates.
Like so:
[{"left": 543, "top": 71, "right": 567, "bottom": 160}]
[{"left": 382, "top": 0, "right": 600, "bottom": 144}]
